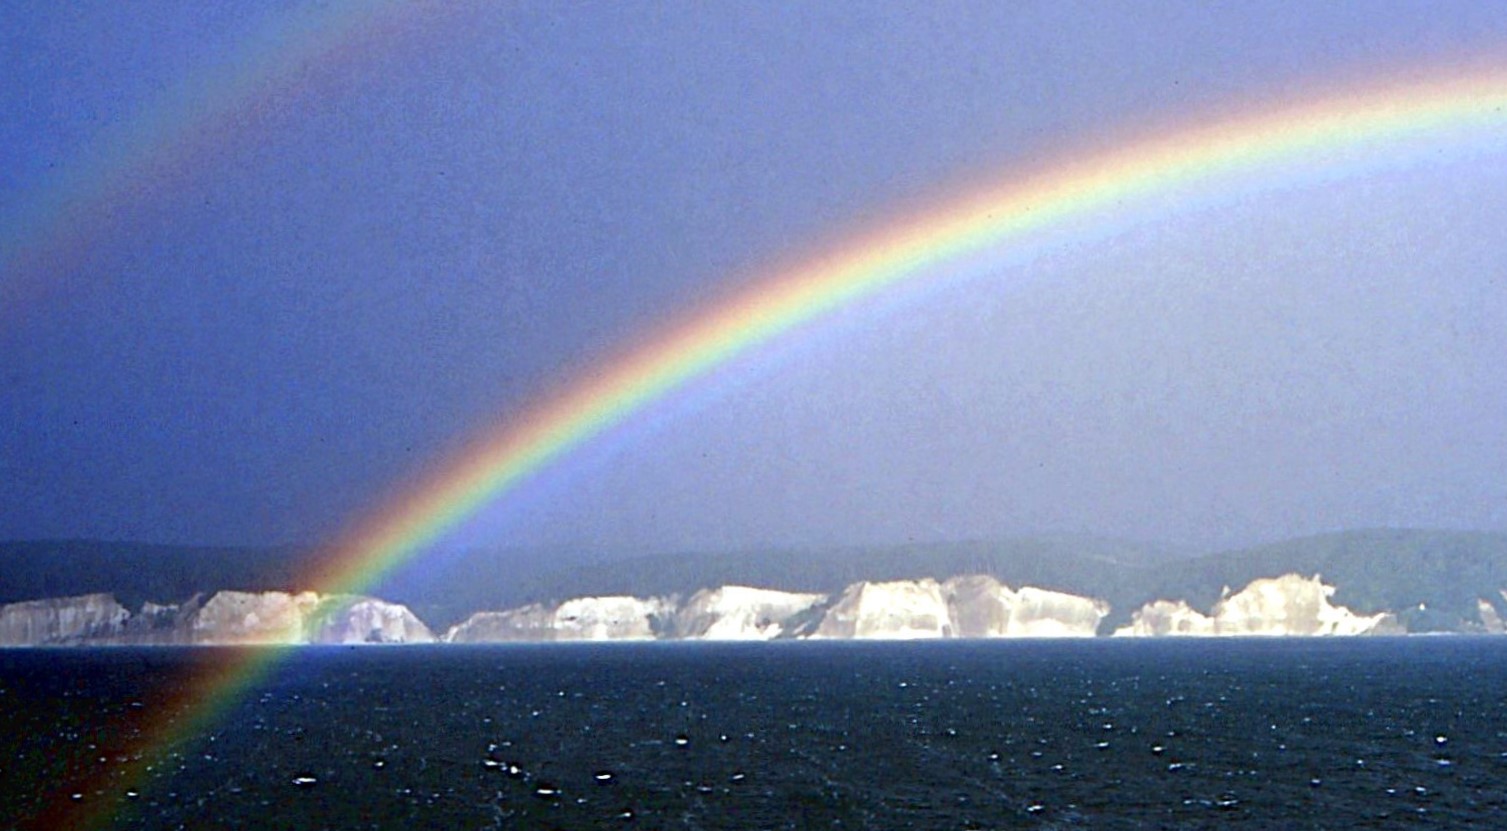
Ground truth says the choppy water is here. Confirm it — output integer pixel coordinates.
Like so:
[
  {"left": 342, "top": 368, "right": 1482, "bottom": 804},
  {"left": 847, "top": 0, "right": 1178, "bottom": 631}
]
[{"left": 5, "top": 639, "right": 1507, "bottom": 829}]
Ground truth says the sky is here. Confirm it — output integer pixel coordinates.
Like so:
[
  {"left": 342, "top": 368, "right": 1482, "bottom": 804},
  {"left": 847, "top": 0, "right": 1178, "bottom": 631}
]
[{"left": 3, "top": 1, "right": 1506, "bottom": 561}]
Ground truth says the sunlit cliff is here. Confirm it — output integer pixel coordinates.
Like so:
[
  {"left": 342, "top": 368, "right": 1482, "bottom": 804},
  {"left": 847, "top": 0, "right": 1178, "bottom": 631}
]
[
  {"left": 1113, "top": 574, "right": 1401, "bottom": 637},
  {"left": 5, "top": 571, "right": 1507, "bottom": 646}
]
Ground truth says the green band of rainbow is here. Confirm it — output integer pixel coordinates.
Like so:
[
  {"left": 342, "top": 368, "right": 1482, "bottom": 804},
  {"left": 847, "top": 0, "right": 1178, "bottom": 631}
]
[
  {"left": 306, "top": 66, "right": 1507, "bottom": 599},
  {"left": 45, "top": 63, "right": 1507, "bottom": 830},
  {"left": 2, "top": 1, "right": 435, "bottom": 311}
]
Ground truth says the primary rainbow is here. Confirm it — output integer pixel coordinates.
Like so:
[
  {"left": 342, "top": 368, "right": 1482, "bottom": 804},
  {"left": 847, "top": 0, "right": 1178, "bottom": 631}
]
[
  {"left": 304, "top": 63, "right": 1507, "bottom": 599},
  {"left": 35, "top": 57, "right": 1507, "bottom": 829}
]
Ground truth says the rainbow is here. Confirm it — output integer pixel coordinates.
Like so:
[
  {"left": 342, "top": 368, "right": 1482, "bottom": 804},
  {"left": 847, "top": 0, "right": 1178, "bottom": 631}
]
[
  {"left": 305, "top": 63, "right": 1507, "bottom": 598},
  {"left": 1, "top": 1, "right": 445, "bottom": 312},
  {"left": 27, "top": 54, "right": 1507, "bottom": 828}
]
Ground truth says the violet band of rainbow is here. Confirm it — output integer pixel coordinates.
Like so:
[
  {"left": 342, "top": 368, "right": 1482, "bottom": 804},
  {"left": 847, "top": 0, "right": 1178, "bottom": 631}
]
[
  {"left": 2, "top": 1, "right": 429, "bottom": 309},
  {"left": 18, "top": 53, "right": 1506, "bottom": 830},
  {"left": 303, "top": 67, "right": 1507, "bottom": 600}
]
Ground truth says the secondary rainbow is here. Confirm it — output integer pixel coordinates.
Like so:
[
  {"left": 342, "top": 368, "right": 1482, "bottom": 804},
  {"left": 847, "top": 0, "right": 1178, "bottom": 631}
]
[
  {"left": 1, "top": 1, "right": 437, "bottom": 311},
  {"left": 303, "top": 65, "right": 1507, "bottom": 598}
]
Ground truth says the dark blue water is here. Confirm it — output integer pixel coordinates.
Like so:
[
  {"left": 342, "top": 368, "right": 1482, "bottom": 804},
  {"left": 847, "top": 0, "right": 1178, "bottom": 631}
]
[{"left": 5, "top": 639, "right": 1507, "bottom": 829}]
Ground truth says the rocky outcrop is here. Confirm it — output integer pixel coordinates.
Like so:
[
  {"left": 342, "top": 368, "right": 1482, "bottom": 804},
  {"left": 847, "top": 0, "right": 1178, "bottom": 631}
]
[
  {"left": 189, "top": 592, "right": 434, "bottom": 645},
  {"left": 554, "top": 595, "right": 670, "bottom": 640},
  {"left": 1114, "top": 574, "right": 1400, "bottom": 636},
  {"left": 1478, "top": 599, "right": 1503, "bottom": 633},
  {"left": 0, "top": 594, "right": 130, "bottom": 646},
  {"left": 10, "top": 572, "right": 1487, "bottom": 646},
  {"left": 114, "top": 598, "right": 199, "bottom": 645},
  {"left": 1478, "top": 590, "right": 1507, "bottom": 634},
  {"left": 448, "top": 578, "right": 1110, "bottom": 643},
  {"left": 446, "top": 595, "right": 672, "bottom": 643},
  {"left": 809, "top": 579, "right": 953, "bottom": 639},
  {"left": 1114, "top": 599, "right": 1210, "bottom": 636},
  {"left": 0, "top": 591, "right": 433, "bottom": 646},
  {"left": 943, "top": 576, "right": 1107, "bottom": 637},
  {"left": 1005, "top": 586, "right": 1110, "bottom": 637},
  {"left": 307, "top": 597, "right": 435, "bottom": 644},
  {"left": 444, "top": 603, "right": 556, "bottom": 643},
  {"left": 189, "top": 591, "right": 321, "bottom": 644},
  {"left": 805, "top": 577, "right": 1108, "bottom": 640},
  {"left": 674, "top": 586, "right": 826, "bottom": 640}
]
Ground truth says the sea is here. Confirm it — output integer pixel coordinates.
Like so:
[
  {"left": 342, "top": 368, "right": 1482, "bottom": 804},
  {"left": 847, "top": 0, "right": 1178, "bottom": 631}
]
[{"left": 4, "top": 639, "right": 1507, "bottom": 829}]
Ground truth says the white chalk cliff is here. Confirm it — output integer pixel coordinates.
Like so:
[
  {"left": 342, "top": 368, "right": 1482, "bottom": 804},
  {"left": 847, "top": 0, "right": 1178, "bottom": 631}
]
[
  {"left": 674, "top": 586, "right": 826, "bottom": 640},
  {"left": 188, "top": 591, "right": 434, "bottom": 645},
  {"left": 0, "top": 591, "right": 432, "bottom": 646},
  {"left": 447, "top": 595, "right": 672, "bottom": 643},
  {"left": 809, "top": 579, "right": 953, "bottom": 639},
  {"left": 554, "top": 595, "right": 670, "bottom": 640},
  {"left": 444, "top": 602, "right": 555, "bottom": 643},
  {"left": 307, "top": 596, "right": 435, "bottom": 644},
  {"left": 943, "top": 575, "right": 1107, "bottom": 638},
  {"left": 803, "top": 576, "right": 1108, "bottom": 640},
  {"left": 8, "top": 572, "right": 1490, "bottom": 646},
  {"left": 1114, "top": 574, "right": 1398, "bottom": 636},
  {"left": 189, "top": 590, "right": 321, "bottom": 644},
  {"left": 1479, "top": 590, "right": 1507, "bottom": 634},
  {"left": 0, "top": 593, "right": 130, "bottom": 646},
  {"left": 446, "top": 577, "right": 1109, "bottom": 643}
]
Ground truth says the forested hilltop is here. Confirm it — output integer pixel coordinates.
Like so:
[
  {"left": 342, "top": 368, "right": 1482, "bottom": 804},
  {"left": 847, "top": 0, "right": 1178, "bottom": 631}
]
[{"left": 4, "top": 530, "right": 1506, "bottom": 632}]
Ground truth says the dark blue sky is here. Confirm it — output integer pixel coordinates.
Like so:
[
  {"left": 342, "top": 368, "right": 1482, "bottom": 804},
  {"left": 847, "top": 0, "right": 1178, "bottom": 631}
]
[{"left": 4, "top": 2, "right": 1506, "bottom": 555}]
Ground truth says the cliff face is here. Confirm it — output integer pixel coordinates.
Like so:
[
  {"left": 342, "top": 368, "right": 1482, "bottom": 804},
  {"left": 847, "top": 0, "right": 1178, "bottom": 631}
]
[
  {"left": 9, "top": 572, "right": 1496, "bottom": 647},
  {"left": 444, "top": 603, "right": 556, "bottom": 643},
  {"left": 1478, "top": 590, "right": 1507, "bottom": 634},
  {"left": 810, "top": 579, "right": 952, "bottom": 640},
  {"left": 0, "top": 594, "right": 130, "bottom": 646},
  {"left": 804, "top": 577, "right": 1108, "bottom": 640},
  {"left": 189, "top": 591, "right": 322, "bottom": 644},
  {"left": 554, "top": 595, "right": 669, "bottom": 640},
  {"left": 674, "top": 586, "right": 826, "bottom": 640},
  {"left": 0, "top": 592, "right": 433, "bottom": 646},
  {"left": 942, "top": 576, "right": 1106, "bottom": 637},
  {"left": 446, "top": 595, "right": 672, "bottom": 643},
  {"left": 310, "top": 597, "right": 435, "bottom": 644},
  {"left": 188, "top": 592, "right": 436, "bottom": 645},
  {"left": 447, "top": 577, "right": 1111, "bottom": 643},
  {"left": 1008, "top": 587, "right": 1109, "bottom": 637},
  {"left": 1114, "top": 574, "right": 1400, "bottom": 636}
]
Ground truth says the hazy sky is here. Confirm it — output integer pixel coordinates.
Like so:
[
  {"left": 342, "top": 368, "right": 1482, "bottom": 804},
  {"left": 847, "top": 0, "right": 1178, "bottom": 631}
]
[{"left": 4, "top": 1, "right": 1506, "bottom": 556}]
